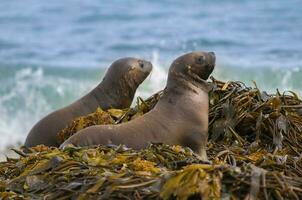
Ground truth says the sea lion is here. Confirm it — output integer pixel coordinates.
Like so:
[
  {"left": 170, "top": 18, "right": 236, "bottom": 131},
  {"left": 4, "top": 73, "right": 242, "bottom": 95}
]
[
  {"left": 25, "top": 58, "right": 153, "bottom": 147},
  {"left": 60, "top": 51, "right": 216, "bottom": 160}
]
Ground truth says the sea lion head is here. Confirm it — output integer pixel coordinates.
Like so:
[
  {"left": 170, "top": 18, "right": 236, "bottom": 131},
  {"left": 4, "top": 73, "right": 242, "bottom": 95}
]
[
  {"left": 98, "top": 57, "right": 152, "bottom": 108},
  {"left": 169, "top": 51, "right": 216, "bottom": 81},
  {"left": 104, "top": 57, "right": 153, "bottom": 87}
]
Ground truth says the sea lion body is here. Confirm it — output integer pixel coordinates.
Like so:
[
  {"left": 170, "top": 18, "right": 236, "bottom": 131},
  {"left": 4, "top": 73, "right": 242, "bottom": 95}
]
[
  {"left": 61, "top": 52, "right": 215, "bottom": 159},
  {"left": 25, "top": 58, "right": 152, "bottom": 147}
]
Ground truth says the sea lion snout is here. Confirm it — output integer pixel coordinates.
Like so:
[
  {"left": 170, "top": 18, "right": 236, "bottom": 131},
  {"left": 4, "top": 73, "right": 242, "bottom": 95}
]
[
  {"left": 207, "top": 51, "right": 216, "bottom": 72},
  {"left": 208, "top": 51, "right": 215, "bottom": 57},
  {"left": 191, "top": 51, "right": 216, "bottom": 79},
  {"left": 208, "top": 52, "right": 216, "bottom": 64},
  {"left": 138, "top": 60, "right": 153, "bottom": 73}
]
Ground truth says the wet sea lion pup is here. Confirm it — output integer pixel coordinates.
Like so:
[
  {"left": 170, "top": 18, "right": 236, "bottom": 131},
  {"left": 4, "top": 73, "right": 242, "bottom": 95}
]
[
  {"left": 25, "top": 58, "right": 153, "bottom": 147},
  {"left": 61, "top": 51, "right": 215, "bottom": 160}
]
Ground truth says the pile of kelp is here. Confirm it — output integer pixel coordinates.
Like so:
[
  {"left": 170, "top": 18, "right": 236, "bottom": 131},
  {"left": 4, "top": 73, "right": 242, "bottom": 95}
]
[{"left": 1, "top": 77, "right": 302, "bottom": 200}]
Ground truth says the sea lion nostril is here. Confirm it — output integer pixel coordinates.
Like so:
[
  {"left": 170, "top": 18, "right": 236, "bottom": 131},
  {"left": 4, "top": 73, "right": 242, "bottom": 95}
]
[{"left": 208, "top": 52, "right": 215, "bottom": 57}]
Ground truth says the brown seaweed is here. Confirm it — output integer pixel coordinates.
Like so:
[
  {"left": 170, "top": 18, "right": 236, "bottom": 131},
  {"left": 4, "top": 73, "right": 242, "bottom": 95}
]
[{"left": 1, "top": 77, "right": 302, "bottom": 200}]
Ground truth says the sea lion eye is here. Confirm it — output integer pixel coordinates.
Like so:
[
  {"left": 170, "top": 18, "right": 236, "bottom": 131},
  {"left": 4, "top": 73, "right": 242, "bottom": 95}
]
[
  {"left": 196, "top": 56, "right": 205, "bottom": 64},
  {"left": 138, "top": 60, "right": 144, "bottom": 68}
]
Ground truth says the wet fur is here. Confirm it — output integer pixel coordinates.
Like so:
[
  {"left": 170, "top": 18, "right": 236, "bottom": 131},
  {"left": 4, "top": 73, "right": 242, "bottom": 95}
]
[
  {"left": 25, "top": 58, "right": 151, "bottom": 147},
  {"left": 61, "top": 52, "right": 215, "bottom": 160}
]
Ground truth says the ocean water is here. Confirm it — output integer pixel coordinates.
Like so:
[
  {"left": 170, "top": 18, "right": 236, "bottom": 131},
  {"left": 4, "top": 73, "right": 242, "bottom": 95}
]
[{"left": 0, "top": 0, "right": 301, "bottom": 149}]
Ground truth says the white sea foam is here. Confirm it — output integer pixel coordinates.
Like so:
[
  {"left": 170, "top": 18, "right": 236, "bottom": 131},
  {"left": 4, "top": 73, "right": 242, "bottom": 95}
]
[
  {"left": 135, "top": 50, "right": 168, "bottom": 99},
  {"left": 0, "top": 67, "right": 95, "bottom": 150}
]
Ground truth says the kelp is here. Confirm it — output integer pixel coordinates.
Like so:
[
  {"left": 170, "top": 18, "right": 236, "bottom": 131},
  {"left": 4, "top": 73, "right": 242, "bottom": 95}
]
[
  {"left": 1, "top": 77, "right": 302, "bottom": 200},
  {"left": 57, "top": 91, "right": 162, "bottom": 143},
  {"left": 57, "top": 108, "right": 114, "bottom": 144},
  {"left": 208, "top": 77, "right": 302, "bottom": 154}
]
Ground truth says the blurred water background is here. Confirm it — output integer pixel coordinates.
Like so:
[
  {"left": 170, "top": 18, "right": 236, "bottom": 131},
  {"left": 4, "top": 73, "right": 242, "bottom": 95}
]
[{"left": 0, "top": 0, "right": 301, "bottom": 149}]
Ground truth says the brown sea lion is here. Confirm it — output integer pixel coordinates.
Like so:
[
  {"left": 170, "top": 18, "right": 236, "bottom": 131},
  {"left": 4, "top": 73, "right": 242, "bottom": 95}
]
[
  {"left": 25, "top": 58, "right": 153, "bottom": 147},
  {"left": 60, "top": 51, "right": 216, "bottom": 160}
]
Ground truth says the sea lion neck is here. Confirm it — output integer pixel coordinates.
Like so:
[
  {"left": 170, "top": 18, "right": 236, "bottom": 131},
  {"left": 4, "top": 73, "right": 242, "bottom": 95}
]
[
  {"left": 91, "top": 72, "right": 138, "bottom": 110},
  {"left": 166, "top": 70, "right": 211, "bottom": 94},
  {"left": 88, "top": 57, "right": 151, "bottom": 110}
]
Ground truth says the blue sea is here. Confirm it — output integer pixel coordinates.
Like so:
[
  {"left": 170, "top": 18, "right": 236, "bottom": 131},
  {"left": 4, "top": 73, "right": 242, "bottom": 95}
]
[{"left": 0, "top": 0, "right": 301, "bottom": 149}]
